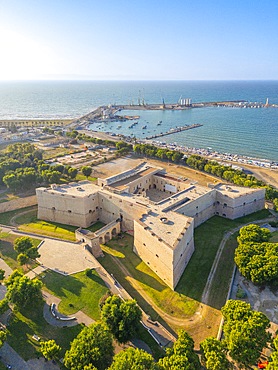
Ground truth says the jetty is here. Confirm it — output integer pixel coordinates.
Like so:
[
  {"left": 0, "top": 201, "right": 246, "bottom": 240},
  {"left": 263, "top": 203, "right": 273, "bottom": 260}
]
[{"left": 145, "top": 124, "right": 202, "bottom": 139}]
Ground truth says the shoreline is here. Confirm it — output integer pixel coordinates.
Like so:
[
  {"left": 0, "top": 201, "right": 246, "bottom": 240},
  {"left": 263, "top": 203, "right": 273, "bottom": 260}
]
[{"left": 84, "top": 128, "right": 278, "bottom": 169}]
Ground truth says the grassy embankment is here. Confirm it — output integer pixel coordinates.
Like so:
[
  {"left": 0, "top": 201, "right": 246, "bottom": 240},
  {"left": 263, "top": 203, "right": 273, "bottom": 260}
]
[
  {"left": 42, "top": 270, "right": 108, "bottom": 320},
  {"left": 0, "top": 230, "right": 40, "bottom": 271},
  {"left": 100, "top": 209, "right": 271, "bottom": 320},
  {"left": 0, "top": 206, "right": 104, "bottom": 241}
]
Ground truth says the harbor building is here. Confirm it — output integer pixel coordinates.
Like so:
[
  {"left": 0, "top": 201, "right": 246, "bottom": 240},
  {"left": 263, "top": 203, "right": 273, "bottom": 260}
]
[{"left": 36, "top": 163, "right": 265, "bottom": 289}]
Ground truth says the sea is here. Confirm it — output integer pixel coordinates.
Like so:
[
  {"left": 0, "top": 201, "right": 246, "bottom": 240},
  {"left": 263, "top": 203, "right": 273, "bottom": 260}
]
[{"left": 0, "top": 80, "right": 277, "bottom": 162}]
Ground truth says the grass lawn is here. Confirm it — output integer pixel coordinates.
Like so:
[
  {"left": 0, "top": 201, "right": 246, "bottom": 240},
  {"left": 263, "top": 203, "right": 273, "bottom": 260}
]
[
  {"left": 207, "top": 233, "right": 238, "bottom": 309},
  {"left": 11, "top": 208, "right": 105, "bottom": 241},
  {"left": 7, "top": 302, "right": 82, "bottom": 361},
  {"left": 101, "top": 235, "right": 199, "bottom": 319},
  {"left": 42, "top": 270, "right": 108, "bottom": 320},
  {"left": 0, "top": 231, "right": 41, "bottom": 271},
  {"left": 75, "top": 173, "right": 97, "bottom": 182},
  {"left": 0, "top": 205, "right": 37, "bottom": 226},
  {"left": 270, "top": 230, "right": 278, "bottom": 243},
  {"left": 100, "top": 210, "right": 271, "bottom": 320}
]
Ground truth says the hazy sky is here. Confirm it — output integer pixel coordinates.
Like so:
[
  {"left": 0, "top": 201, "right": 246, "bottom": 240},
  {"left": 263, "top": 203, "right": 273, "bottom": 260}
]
[{"left": 0, "top": 0, "right": 277, "bottom": 80}]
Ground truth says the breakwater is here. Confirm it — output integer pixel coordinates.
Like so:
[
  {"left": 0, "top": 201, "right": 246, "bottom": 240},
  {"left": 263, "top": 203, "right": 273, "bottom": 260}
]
[{"left": 145, "top": 124, "right": 203, "bottom": 139}]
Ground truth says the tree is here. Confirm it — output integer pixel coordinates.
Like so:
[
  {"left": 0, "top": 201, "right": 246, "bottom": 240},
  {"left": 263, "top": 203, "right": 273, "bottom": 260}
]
[
  {"left": 64, "top": 322, "right": 113, "bottom": 370},
  {"left": 17, "top": 253, "right": 29, "bottom": 266},
  {"left": 200, "top": 337, "right": 230, "bottom": 370},
  {"left": 3, "top": 173, "right": 20, "bottom": 192},
  {"left": 221, "top": 300, "right": 271, "bottom": 368},
  {"left": 40, "top": 339, "right": 62, "bottom": 361},
  {"left": 266, "top": 336, "right": 278, "bottom": 369},
  {"left": 5, "top": 270, "right": 43, "bottom": 309},
  {"left": 68, "top": 167, "right": 78, "bottom": 179},
  {"left": 82, "top": 166, "right": 92, "bottom": 178},
  {"left": 14, "top": 237, "right": 40, "bottom": 265},
  {"left": 101, "top": 295, "right": 142, "bottom": 343},
  {"left": 0, "top": 268, "right": 5, "bottom": 281},
  {"left": 158, "top": 330, "right": 201, "bottom": 370},
  {"left": 237, "top": 224, "right": 271, "bottom": 245},
  {"left": 235, "top": 225, "right": 278, "bottom": 285},
  {"left": 14, "top": 237, "right": 33, "bottom": 254},
  {"left": 235, "top": 242, "right": 278, "bottom": 285},
  {"left": 0, "top": 299, "right": 9, "bottom": 315},
  {"left": 0, "top": 330, "right": 7, "bottom": 349},
  {"left": 108, "top": 348, "right": 157, "bottom": 370}
]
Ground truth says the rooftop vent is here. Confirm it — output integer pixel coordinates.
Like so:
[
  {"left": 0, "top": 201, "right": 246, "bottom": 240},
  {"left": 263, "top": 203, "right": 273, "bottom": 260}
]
[{"left": 160, "top": 217, "right": 168, "bottom": 224}]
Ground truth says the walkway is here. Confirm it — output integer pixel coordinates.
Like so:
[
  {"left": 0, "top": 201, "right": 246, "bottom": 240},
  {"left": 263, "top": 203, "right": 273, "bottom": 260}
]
[
  {"left": 0, "top": 342, "right": 29, "bottom": 370},
  {"left": 42, "top": 291, "right": 94, "bottom": 327}
]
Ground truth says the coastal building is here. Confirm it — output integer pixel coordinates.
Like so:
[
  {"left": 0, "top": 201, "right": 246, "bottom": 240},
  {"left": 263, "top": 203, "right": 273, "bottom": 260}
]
[{"left": 36, "top": 162, "right": 265, "bottom": 289}]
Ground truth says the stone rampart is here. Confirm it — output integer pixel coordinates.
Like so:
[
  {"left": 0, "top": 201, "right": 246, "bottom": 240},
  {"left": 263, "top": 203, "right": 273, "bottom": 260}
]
[{"left": 0, "top": 195, "right": 37, "bottom": 213}]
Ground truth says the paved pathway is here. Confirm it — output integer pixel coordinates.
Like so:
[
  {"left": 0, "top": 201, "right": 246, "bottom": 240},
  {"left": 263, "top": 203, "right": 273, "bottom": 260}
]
[
  {"left": 42, "top": 290, "right": 94, "bottom": 327},
  {"left": 0, "top": 258, "right": 13, "bottom": 279},
  {"left": 0, "top": 342, "right": 29, "bottom": 370}
]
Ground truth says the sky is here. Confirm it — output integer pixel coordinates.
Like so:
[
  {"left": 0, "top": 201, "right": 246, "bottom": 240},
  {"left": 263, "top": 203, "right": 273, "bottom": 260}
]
[{"left": 0, "top": 0, "right": 278, "bottom": 80}]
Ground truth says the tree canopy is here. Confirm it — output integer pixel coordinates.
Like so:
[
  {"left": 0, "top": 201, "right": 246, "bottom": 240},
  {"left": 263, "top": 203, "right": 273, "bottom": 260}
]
[
  {"left": 101, "top": 295, "right": 142, "bottom": 343},
  {"left": 0, "top": 268, "right": 5, "bottom": 281},
  {"left": 237, "top": 224, "right": 271, "bottom": 245},
  {"left": 221, "top": 300, "right": 271, "bottom": 368},
  {"left": 266, "top": 336, "right": 278, "bottom": 369},
  {"left": 235, "top": 225, "right": 278, "bottom": 285},
  {"left": 0, "top": 330, "right": 7, "bottom": 349},
  {"left": 5, "top": 270, "right": 43, "bottom": 309},
  {"left": 81, "top": 166, "right": 92, "bottom": 178},
  {"left": 40, "top": 339, "right": 62, "bottom": 361},
  {"left": 64, "top": 322, "right": 114, "bottom": 370},
  {"left": 108, "top": 348, "right": 157, "bottom": 370},
  {"left": 200, "top": 337, "right": 230, "bottom": 370},
  {"left": 14, "top": 236, "right": 40, "bottom": 267},
  {"left": 158, "top": 330, "right": 201, "bottom": 370}
]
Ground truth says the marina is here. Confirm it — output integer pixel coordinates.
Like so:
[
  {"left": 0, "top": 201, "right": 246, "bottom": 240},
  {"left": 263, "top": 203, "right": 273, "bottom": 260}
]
[{"left": 145, "top": 124, "right": 203, "bottom": 139}]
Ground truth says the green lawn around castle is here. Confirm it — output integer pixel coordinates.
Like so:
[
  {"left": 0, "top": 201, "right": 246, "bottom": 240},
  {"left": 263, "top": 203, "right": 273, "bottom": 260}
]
[
  {"left": 99, "top": 209, "right": 271, "bottom": 320},
  {"left": 7, "top": 302, "right": 82, "bottom": 361},
  {"left": 42, "top": 269, "right": 108, "bottom": 320},
  {"left": 0, "top": 205, "right": 104, "bottom": 240},
  {"left": 0, "top": 230, "right": 41, "bottom": 271}
]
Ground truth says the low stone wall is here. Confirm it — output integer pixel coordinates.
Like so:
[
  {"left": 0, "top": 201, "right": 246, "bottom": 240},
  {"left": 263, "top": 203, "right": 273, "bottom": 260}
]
[{"left": 0, "top": 195, "right": 37, "bottom": 213}]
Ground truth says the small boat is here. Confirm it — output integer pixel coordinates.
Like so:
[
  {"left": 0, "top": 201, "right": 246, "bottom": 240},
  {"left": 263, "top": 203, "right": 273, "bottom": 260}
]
[{"left": 142, "top": 125, "right": 147, "bottom": 129}]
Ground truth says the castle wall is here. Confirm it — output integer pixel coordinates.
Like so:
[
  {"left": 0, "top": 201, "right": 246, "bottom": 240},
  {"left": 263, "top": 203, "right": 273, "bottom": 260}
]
[
  {"left": 215, "top": 188, "right": 265, "bottom": 219},
  {"left": 175, "top": 190, "right": 216, "bottom": 227},
  {"left": 152, "top": 174, "right": 189, "bottom": 194},
  {"left": 98, "top": 193, "right": 147, "bottom": 232},
  {"left": 36, "top": 188, "right": 99, "bottom": 228},
  {"left": 133, "top": 220, "right": 175, "bottom": 289},
  {"left": 172, "top": 219, "right": 195, "bottom": 288}
]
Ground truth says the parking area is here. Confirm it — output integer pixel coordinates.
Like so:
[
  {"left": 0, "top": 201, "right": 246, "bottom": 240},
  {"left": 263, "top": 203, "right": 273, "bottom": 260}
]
[{"left": 37, "top": 239, "right": 98, "bottom": 275}]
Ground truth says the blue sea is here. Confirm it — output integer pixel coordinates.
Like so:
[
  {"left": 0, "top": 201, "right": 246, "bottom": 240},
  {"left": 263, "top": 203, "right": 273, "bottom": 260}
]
[{"left": 0, "top": 80, "right": 277, "bottom": 161}]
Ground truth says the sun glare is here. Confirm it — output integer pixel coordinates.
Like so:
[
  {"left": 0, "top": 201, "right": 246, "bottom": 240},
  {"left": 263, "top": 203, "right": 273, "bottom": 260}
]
[{"left": 0, "top": 28, "right": 59, "bottom": 80}]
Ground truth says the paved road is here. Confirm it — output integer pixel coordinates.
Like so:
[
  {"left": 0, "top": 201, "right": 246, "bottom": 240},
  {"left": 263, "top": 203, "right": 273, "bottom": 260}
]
[{"left": 0, "top": 342, "right": 29, "bottom": 370}]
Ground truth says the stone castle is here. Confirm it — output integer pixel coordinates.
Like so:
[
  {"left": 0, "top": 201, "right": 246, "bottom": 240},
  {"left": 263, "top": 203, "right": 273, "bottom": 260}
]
[{"left": 36, "top": 163, "right": 265, "bottom": 289}]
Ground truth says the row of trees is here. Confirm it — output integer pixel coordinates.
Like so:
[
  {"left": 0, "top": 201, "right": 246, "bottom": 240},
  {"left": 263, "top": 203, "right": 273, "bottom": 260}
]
[
  {"left": 132, "top": 143, "right": 278, "bottom": 202},
  {"left": 0, "top": 143, "right": 81, "bottom": 191},
  {"left": 62, "top": 297, "right": 275, "bottom": 369},
  {"left": 235, "top": 224, "right": 278, "bottom": 285},
  {"left": 185, "top": 154, "right": 278, "bottom": 201},
  {"left": 134, "top": 143, "right": 184, "bottom": 163}
]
